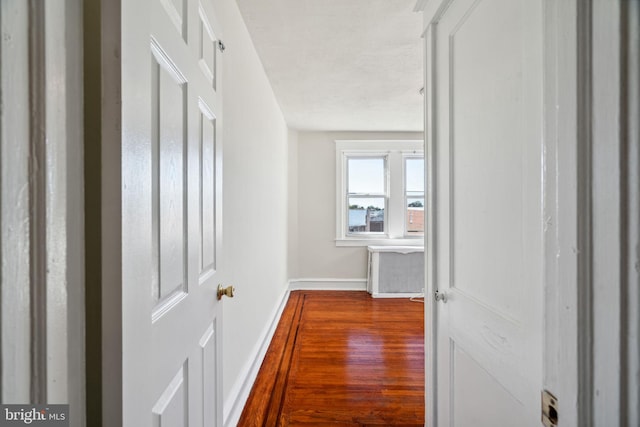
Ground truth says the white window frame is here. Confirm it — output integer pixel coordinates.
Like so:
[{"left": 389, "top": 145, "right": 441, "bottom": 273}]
[{"left": 335, "top": 140, "right": 424, "bottom": 247}]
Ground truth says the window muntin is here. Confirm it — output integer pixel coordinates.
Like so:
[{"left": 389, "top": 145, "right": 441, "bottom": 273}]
[
  {"left": 404, "top": 157, "right": 425, "bottom": 235},
  {"left": 346, "top": 157, "right": 387, "bottom": 235}
]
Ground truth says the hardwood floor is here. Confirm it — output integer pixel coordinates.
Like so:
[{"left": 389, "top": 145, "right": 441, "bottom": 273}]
[{"left": 238, "top": 291, "right": 425, "bottom": 426}]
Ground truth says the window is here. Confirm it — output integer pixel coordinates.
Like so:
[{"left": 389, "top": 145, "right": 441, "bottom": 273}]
[
  {"left": 405, "top": 157, "right": 425, "bottom": 235},
  {"left": 347, "top": 157, "right": 387, "bottom": 234},
  {"left": 336, "top": 140, "right": 424, "bottom": 246}
]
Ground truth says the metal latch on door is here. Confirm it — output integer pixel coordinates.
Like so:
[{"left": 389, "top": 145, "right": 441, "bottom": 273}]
[
  {"left": 434, "top": 290, "right": 447, "bottom": 303},
  {"left": 541, "top": 390, "right": 558, "bottom": 426}
]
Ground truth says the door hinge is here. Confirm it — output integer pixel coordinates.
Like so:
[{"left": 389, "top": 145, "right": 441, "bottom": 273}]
[
  {"left": 541, "top": 390, "right": 558, "bottom": 427},
  {"left": 217, "top": 40, "right": 226, "bottom": 52}
]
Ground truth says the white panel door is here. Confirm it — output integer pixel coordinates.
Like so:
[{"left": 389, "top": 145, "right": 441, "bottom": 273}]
[
  {"left": 121, "top": 0, "right": 226, "bottom": 425},
  {"left": 428, "top": 0, "right": 543, "bottom": 425}
]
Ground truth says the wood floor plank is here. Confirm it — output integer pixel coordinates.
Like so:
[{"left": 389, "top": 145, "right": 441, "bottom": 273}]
[
  {"left": 238, "top": 290, "right": 425, "bottom": 426},
  {"left": 238, "top": 292, "right": 304, "bottom": 426}
]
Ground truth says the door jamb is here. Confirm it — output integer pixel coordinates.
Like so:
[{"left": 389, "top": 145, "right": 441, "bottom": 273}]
[{"left": 83, "top": 0, "right": 123, "bottom": 425}]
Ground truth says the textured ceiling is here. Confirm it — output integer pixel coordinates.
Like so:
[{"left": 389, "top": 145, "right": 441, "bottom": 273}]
[{"left": 236, "top": 0, "right": 424, "bottom": 131}]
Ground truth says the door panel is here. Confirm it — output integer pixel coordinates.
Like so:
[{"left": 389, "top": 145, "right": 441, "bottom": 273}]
[
  {"left": 199, "top": 322, "right": 218, "bottom": 425},
  {"left": 152, "top": 365, "right": 188, "bottom": 427},
  {"left": 198, "top": 8, "right": 219, "bottom": 89},
  {"left": 199, "top": 100, "right": 217, "bottom": 276},
  {"left": 152, "top": 43, "right": 188, "bottom": 305},
  {"left": 430, "top": 0, "right": 543, "bottom": 425},
  {"left": 452, "top": 344, "right": 522, "bottom": 426},
  {"left": 159, "top": 0, "right": 187, "bottom": 40},
  {"left": 449, "top": 0, "right": 525, "bottom": 320},
  {"left": 122, "top": 0, "right": 225, "bottom": 424}
]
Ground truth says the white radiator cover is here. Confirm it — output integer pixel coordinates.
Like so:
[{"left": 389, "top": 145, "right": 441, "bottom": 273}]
[{"left": 367, "top": 246, "right": 424, "bottom": 298}]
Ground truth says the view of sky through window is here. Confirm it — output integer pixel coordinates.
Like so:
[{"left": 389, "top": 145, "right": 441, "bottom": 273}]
[
  {"left": 348, "top": 158, "right": 385, "bottom": 194},
  {"left": 405, "top": 158, "right": 424, "bottom": 195}
]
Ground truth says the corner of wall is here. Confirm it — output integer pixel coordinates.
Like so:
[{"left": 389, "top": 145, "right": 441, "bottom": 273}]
[{"left": 287, "top": 128, "right": 300, "bottom": 280}]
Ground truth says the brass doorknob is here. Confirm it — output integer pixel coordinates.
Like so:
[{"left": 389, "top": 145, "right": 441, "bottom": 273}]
[{"left": 217, "top": 284, "right": 235, "bottom": 300}]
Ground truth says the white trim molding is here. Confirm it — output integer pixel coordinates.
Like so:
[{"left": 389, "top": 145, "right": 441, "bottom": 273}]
[
  {"left": 542, "top": 0, "right": 640, "bottom": 425},
  {"left": 621, "top": 2, "right": 640, "bottom": 422},
  {"left": 0, "top": 0, "right": 85, "bottom": 419},
  {"left": 591, "top": 1, "right": 640, "bottom": 424},
  {"left": 223, "top": 288, "right": 290, "bottom": 427}
]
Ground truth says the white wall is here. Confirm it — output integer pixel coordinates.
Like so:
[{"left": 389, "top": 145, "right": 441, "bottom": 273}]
[
  {"left": 293, "top": 131, "right": 423, "bottom": 280},
  {"left": 211, "top": 0, "right": 290, "bottom": 417}
]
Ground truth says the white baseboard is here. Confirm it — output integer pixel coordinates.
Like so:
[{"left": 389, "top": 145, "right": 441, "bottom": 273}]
[
  {"left": 288, "top": 278, "right": 367, "bottom": 291},
  {"left": 223, "top": 287, "right": 290, "bottom": 427}
]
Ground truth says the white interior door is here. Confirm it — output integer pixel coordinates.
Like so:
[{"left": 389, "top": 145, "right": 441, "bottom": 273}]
[
  {"left": 121, "top": 0, "right": 226, "bottom": 425},
  {"left": 428, "top": 0, "right": 543, "bottom": 425}
]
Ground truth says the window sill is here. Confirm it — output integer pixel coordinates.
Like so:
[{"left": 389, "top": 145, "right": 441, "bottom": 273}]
[{"left": 335, "top": 238, "right": 424, "bottom": 247}]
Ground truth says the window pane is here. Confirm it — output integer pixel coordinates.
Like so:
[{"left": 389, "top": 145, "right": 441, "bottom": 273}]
[
  {"left": 348, "top": 158, "right": 385, "bottom": 194},
  {"left": 348, "top": 197, "right": 384, "bottom": 233},
  {"left": 406, "top": 197, "right": 424, "bottom": 233},
  {"left": 405, "top": 158, "right": 424, "bottom": 193}
]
